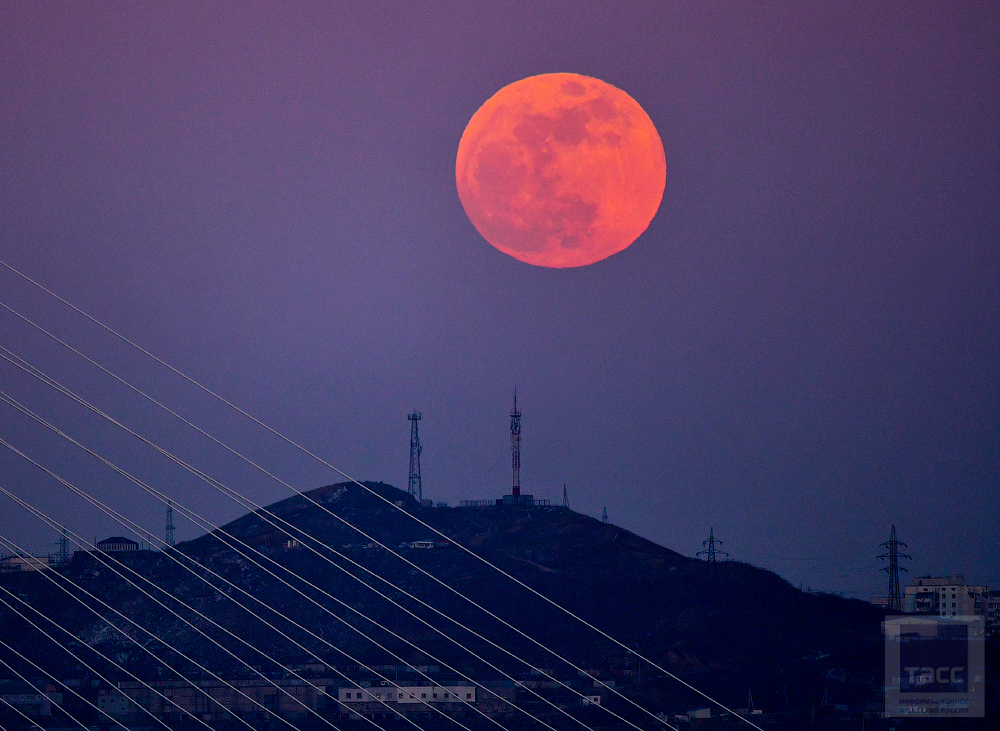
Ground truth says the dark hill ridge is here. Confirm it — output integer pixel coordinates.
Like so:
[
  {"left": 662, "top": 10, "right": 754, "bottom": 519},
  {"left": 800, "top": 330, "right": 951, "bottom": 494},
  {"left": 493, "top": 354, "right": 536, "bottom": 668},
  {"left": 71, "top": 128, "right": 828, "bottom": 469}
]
[
  {"left": 180, "top": 482, "right": 886, "bottom": 706},
  {"left": 0, "top": 481, "right": 887, "bottom": 718}
]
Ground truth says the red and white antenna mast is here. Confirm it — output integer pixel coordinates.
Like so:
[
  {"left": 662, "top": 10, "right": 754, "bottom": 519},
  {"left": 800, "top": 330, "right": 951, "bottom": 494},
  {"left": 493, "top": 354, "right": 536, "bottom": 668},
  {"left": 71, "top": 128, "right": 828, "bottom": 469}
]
[{"left": 510, "top": 390, "right": 521, "bottom": 497}]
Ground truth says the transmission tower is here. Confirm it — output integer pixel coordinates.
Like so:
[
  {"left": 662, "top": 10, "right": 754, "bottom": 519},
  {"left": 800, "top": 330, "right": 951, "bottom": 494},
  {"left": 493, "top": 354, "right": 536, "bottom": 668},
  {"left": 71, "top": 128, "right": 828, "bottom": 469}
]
[
  {"left": 602, "top": 507, "right": 608, "bottom": 524},
  {"left": 165, "top": 501, "right": 175, "bottom": 548},
  {"left": 878, "top": 524, "right": 910, "bottom": 611},
  {"left": 408, "top": 411, "right": 422, "bottom": 503},
  {"left": 510, "top": 391, "right": 521, "bottom": 497},
  {"left": 697, "top": 527, "right": 728, "bottom": 562},
  {"left": 57, "top": 527, "right": 69, "bottom": 565},
  {"left": 562, "top": 483, "right": 569, "bottom": 509}
]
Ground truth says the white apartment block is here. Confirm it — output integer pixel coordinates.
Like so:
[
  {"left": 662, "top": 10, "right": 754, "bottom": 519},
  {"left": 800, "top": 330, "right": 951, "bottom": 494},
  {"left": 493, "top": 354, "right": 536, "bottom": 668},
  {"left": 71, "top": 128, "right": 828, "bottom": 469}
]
[
  {"left": 338, "top": 684, "right": 476, "bottom": 706},
  {"left": 903, "top": 574, "right": 989, "bottom": 618}
]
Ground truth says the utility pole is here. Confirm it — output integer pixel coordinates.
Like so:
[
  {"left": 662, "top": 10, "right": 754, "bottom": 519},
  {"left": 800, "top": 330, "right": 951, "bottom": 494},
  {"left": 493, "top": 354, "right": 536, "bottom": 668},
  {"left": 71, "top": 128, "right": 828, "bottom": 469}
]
[
  {"left": 510, "top": 391, "right": 521, "bottom": 497},
  {"left": 408, "top": 411, "right": 422, "bottom": 503},
  {"left": 697, "top": 527, "right": 728, "bottom": 563},
  {"left": 165, "top": 502, "right": 175, "bottom": 548},
  {"left": 878, "top": 524, "right": 910, "bottom": 611}
]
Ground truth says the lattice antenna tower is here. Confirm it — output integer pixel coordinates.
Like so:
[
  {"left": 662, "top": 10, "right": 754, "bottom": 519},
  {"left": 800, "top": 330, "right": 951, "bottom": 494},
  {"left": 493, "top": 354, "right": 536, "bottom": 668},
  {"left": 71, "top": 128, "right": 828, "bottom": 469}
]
[
  {"left": 510, "top": 390, "right": 521, "bottom": 497},
  {"left": 697, "top": 527, "right": 728, "bottom": 562},
  {"left": 165, "top": 501, "right": 175, "bottom": 548},
  {"left": 878, "top": 524, "right": 910, "bottom": 611},
  {"left": 57, "top": 527, "right": 69, "bottom": 565},
  {"left": 562, "top": 484, "right": 569, "bottom": 509},
  {"left": 602, "top": 507, "right": 608, "bottom": 524},
  {"left": 408, "top": 411, "right": 422, "bottom": 503}
]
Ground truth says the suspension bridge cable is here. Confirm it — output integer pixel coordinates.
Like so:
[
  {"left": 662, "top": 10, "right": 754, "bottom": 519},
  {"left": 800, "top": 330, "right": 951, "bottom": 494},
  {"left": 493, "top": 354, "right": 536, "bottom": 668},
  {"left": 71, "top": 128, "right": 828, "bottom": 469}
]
[
  {"left": 0, "top": 480, "right": 436, "bottom": 731},
  {"left": 0, "top": 344, "right": 674, "bottom": 731},
  {"left": 0, "top": 580, "right": 210, "bottom": 731},
  {"left": 0, "top": 689, "right": 66, "bottom": 731},
  {"left": 0, "top": 300, "right": 699, "bottom": 730},
  {"left": 0, "top": 644, "right": 99, "bottom": 731},
  {"left": 0, "top": 506, "right": 389, "bottom": 731},
  {"left": 0, "top": 387, "right": 578, "bottom": 731},
  {"left": 0, "top": 262, "right": 759, "bottom": 728}
]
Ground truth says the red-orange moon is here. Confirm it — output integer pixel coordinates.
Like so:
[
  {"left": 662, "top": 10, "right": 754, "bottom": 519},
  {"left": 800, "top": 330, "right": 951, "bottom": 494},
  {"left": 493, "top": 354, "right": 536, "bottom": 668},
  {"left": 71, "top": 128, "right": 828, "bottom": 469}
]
[{"left": 456, "top": 73, "right": 666, "bottom": 268}]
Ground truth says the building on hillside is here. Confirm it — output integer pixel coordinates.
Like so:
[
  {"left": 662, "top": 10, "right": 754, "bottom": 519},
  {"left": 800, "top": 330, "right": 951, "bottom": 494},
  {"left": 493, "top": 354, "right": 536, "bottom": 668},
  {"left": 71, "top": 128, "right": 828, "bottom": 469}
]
[
  {"left": 988, "top": 590, "right": 1000, "bottom": 625},
  {"left": 96, "top": 536, "right": 139, "bottom": 552},
  {"left": 0, "top": 681, "right": 62, "bottom": 717},
  {"left": 107, "top": 678, "right": 335, "bottom": 723},
  {"left": 902, "top": 574, "right": 989, "bottom": 618},
  {"left": 0, "top": 554, "right": 52, "bottom": 572},
  {"left": 338, "top": 684, "right": 477, "bottom": 723}
]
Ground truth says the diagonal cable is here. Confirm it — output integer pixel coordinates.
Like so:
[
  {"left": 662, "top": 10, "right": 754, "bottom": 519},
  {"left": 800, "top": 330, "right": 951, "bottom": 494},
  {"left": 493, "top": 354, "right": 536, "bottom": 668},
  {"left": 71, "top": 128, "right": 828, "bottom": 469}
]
[
  {"left": 0, "top": 578, "right": 211, "bottom": 731},
  {"left": 0, "top": 388, "right": 564, "bottom": 731},
  {"left": 0, "top": 642, "right": 108, "bottom": 731},
  {"left": 0, "top": 485, "right": 409, "bottom": 731},
  {"left": 0, "top": 260, "right": 754, "bottom": 727},
  {"left": 0, "top": 371, "right": 624, "bottom": 731},
  {"left": 0, "top": 314, "right": 679, "bottom": 731},
  {"left": 0, "top": 344, "right": 667, "bottom": 731}
]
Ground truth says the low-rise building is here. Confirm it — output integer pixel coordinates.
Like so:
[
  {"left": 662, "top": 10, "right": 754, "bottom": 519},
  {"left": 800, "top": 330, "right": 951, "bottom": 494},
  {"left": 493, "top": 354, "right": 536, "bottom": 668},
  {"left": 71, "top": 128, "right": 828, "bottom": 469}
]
[
  {"left": 337, "top": 683, "right": 477, "bottom": 723},
  {"left": 0, "top": 682, "right": 62, "bottom": 717},
  {"left": 109, "top": 677, "right": 335, "bottom": 723},
  {"left": 0, "top": 555, "right": 52, "bottom": 572},
  {"left": 96, "top": 536, "right": 139, "bottom": 553},
  {"left": 902, "top": 575, "right": 989, "bottom": 618}
]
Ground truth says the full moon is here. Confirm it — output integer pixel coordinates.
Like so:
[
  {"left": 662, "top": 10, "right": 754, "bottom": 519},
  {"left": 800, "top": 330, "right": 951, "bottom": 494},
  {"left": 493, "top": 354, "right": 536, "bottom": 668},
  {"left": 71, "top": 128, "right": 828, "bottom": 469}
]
[{"left": 456, "top": 73, "right": 666, "bottom": 268}]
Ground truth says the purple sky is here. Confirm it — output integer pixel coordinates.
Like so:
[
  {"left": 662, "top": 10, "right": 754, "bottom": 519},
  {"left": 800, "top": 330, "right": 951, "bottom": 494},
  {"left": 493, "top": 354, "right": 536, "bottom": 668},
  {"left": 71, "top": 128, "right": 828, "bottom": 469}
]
[{"left": 1, "top": 2, "right": 997, "bottom": 599}]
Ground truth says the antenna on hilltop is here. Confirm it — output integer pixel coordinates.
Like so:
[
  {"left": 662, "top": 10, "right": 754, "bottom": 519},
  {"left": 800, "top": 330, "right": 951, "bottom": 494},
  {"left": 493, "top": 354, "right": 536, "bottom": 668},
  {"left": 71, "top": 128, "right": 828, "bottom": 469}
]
[
  {"left": 562, "top": 483, "right": 569, "bottom": 509},
  {"left": 510, "top": 390, "right": 521, "bottom": 497},
  {"left": 602, "top": 507, "right": 608, "bottom": 524},
  {"left": 408, "top": 411, "right": 423, "bottom": 503},
  {"left": 165, "top": 501, "right": 175, "bottom": 548},
  {"left": 697, "top": 527, "right": 728, "bottom": 563},
  {"left": 878, "top": 524, "right": 910, "bottom": 612}
]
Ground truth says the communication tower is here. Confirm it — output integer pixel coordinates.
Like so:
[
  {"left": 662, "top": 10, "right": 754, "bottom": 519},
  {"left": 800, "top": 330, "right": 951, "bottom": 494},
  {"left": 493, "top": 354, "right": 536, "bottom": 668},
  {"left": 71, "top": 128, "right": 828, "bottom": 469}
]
[
  {"left": 878, "top": 524, "right": 910, "bottom": 611},
  {"left": 562, "top": 483, "right": 569, "bottom": 509},
  {"left": 697, "top": 527, "right": 728, "bottom": 562},
  {"left": 602, "top": 507, "right": 608, "bottom": 524},
  {"left": 165, "top": 502, "right": 175, "bottom": 548},
  {"left": 510, "top": 391, "right": 521, "bottom": 497},
  {"left": 408, "top": 411, "right": 422, "bottom": 503}
]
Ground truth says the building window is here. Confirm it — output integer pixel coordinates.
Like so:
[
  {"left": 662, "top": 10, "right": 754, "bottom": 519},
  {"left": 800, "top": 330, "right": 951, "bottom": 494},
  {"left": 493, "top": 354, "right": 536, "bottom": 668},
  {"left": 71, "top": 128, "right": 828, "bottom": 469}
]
[
  {"left": 466, "top": 693, "right": 472, "bottom": 699},
  {"left": 421, "top": 693, "right": 426, "bottom": 699}
]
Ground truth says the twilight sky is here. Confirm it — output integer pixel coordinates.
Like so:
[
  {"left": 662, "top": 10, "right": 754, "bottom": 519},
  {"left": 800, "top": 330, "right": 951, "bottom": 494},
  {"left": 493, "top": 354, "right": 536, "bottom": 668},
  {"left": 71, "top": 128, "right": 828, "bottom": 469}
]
[{"left": 0, "top": 2, "right": 997, "bottom": 599}]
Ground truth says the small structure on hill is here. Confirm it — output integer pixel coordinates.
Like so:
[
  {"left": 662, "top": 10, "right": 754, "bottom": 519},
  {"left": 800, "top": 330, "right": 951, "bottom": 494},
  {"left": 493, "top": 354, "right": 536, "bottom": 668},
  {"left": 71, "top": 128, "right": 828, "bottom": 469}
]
[{"left": 96, "top": 536, "right": 139, "bottom": 553}]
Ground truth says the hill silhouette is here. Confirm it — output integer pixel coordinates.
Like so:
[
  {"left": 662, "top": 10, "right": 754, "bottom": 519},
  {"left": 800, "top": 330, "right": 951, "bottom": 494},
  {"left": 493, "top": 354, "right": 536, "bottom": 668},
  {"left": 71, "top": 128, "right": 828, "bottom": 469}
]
[{"left": 0, "top": 481, "right": 888, "bottom": 722}]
